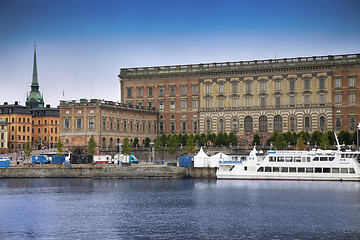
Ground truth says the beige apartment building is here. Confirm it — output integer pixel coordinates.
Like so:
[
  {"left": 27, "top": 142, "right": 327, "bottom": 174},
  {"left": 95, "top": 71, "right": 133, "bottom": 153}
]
[{"left": 59, "top": 99, "right": 158, "bottom": 154}]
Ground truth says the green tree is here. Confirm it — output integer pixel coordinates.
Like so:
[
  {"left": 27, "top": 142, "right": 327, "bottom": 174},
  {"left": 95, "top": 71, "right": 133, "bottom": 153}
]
[
  {"left": 252, "top": 133, "right": 261, "bottom": 146},
  {"left": 310, "top": 131, "right": 322, "bottom": 145},
  {"left": 227, "top": 131, "right": 238, "bottom": 146},
  {"left": 274, "top": 134, "right": 288, "bottom": 150},
  {"left": 284, "top": 131, "right": 296, "bottom": 145},
  {"left": 181, "top": 133, "right": 188, "bottom": 146},
  {"left": 185, "top": 134, "right": 195, "bottom": 153},
  {"left": 338, "top": 130, "right": 351, "bottom": 145},
  {"left": 326, "top": 130, "right": 336, "bottom": 147},
  {"left": 88, "top": 135, "right": 97, "bottom": 156},
  {"left": 24, "top": 141, "right": 32, "bottom": 161},
  {"left": 295, "top": 135, "right": 306, "bottom": 150},
  {"left": 215, "top": 132, "right": 226, "bottom": 146},
  {"left": 122, "top": 137, "right": 132, "bottom": 155},
  {"left": 351, "top": 131, "right": 357, "bottom": 145},
  {"left": 155, "top": 134, "right": 166, "bottom": 151},
  {"left": 194, "top": 133, "right": 202, "bottom": 147},
  {"left": 133, "top": 137, "right": 139, "bottom": 147},
  {"left": 223, "top": 132, "right": 228, "bottom": 146},
  {"left": 266, "top": 131, "right": 279, "bottom": 146},
  {"left": 167, "top": 134, "right": 180, "bottom": 156},
  {"left": 144, "top": 137, "right": 151, "bottom": 147},
  {"left": 320, "top": 131, "right": 330, "bottom": 149},
  {"left": 299, "top": 131, "right": 310, "bottom": 144},
  {"left": 56, "top": 139, "right": 64, "bottom": 157}
]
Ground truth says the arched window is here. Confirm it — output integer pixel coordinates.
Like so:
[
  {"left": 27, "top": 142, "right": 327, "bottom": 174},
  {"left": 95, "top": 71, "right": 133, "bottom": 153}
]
[
  {"left": 219, "top": 119, "right": 224, "bottom": 132},
  {"left": 305, "top": 116, "right": 310, "bottom": 131},
  {"left": 206, "top": 119, "right": 211, "bottom": 132},
  {"left": 244, "top": 116, "right": 253, "bottom": 133},
  {"left": 290, "top": 117, "right": 296, "bottom": 132},
  {"left": 102, "top": 137, "right": 106, "bottom": 148},
  {"left": 319, "top": 116, "right": 325, "bottom": 131},
  {"left": 274, "top": 115, "right": 283, "bottom": 132},
  {"left": 232, "top": 118, "right": 238, "bottom": 131},
  {"left": 109, "top": 138, "right": 113, "bottom": 148},
  {"left": 259, "top": 115, "right": 268, "bottom": 132}
]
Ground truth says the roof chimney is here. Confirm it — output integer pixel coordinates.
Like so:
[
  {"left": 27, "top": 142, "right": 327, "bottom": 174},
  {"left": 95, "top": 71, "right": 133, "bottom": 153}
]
[
  {"left": 46, "top": 104, "right": 50, "bottom": 108},
  {"left": 4, "top": 102, "right": 8, "bottom": 105},
  {"left": 15, "top": 101, "right": 18, "bottom": 105}
]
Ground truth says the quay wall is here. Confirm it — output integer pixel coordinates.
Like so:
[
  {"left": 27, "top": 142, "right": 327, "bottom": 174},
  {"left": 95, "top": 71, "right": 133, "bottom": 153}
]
[{"left": 0, "top": 166, "right": 217, "bottom": 179}]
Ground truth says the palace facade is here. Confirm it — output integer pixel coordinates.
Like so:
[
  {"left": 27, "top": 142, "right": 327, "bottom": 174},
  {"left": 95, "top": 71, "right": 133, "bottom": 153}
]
[{"left": 119, "top": 54, "right": 360, "bottom": 141}]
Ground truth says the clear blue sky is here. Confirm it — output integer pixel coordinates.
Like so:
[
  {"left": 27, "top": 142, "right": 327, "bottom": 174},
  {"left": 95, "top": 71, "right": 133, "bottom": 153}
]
[{"left": 0, "top": 0, "right": 359, "bottom": 107}]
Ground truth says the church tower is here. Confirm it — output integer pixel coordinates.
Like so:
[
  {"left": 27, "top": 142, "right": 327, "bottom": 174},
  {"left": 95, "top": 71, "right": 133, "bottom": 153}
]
[{"left": 26, "top": 43, "right": 44, "bottom": 109}]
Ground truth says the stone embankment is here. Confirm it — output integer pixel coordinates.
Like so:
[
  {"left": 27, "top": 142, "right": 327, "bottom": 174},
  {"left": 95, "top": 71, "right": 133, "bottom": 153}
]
[{"left": 0, "top": 165, "right": 217, "bottom": 179}]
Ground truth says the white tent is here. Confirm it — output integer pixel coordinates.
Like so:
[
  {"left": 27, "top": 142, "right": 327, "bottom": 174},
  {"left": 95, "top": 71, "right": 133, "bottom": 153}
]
[
  {"left": 209, "top": 152, "right": 231, "bottom": 167},
  {"left": 193, "top": 147, "right": 210, "bottom": 167}
]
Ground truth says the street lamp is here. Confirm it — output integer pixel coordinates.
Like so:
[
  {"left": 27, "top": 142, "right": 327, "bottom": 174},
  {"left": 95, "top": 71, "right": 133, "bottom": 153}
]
[{"left": 357, "top": 123, "right": 360, "bottom": 151}]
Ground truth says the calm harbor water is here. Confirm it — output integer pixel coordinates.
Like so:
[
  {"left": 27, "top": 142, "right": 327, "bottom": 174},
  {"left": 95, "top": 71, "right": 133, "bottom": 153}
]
[{"left": 0, "top": 179, "right": 359, "bottom": 240}]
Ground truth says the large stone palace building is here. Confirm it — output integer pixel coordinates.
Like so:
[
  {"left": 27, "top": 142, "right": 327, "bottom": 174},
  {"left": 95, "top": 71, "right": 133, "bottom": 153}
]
[{"left": 119, "top": 53, "right": 360, "bottom": 143}]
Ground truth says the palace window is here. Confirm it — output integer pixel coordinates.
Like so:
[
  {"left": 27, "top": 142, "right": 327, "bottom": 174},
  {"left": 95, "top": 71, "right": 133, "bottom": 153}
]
[
  {"left": 170, "top": 121, "right": 175, "bottom": 132},
  {"left": 64, "top": 119, "right": 70, "bottom": 129},
  {"left": 349, "top": 76, "right": 355, "bottom": 87},
  {"left": 170, "top": 86, "right": 175, "bottom": 96},
  {"left": 232, "top": 118, "right": 238, "bottom": 131},
  {"left": 261, "top": 82, "right": 266, "bottom": 92},
  {"left": 192, "top": 99, "right": 198, "bottom": 109},
  {"left": 259, "top": 115, "right": 268, "bottom": 132},
  {"left": 290, "top": 117, "right": 295, "bottom": 132},
  {"left": 304, "top": 79, "right": 310, "bottom": 90},
  {"left": 320, "top": 116, "right": 326, "bottom": 131},
  {"left": 182, "top": 121, "right": 186, "bottom": 132},
  {"left": 206, "top": 119, "right": 211, "bottom": 132},
  {"left": 181, "top": 100, "right": 187, "bottom": 109},
  {"left": 261, "top": 97, "right": 266, "bottom": 107},
  {"left": 219, "top": 84, "right": 224, "bottom": 94},
  {"left": 290, "top": 96, "right": 295, "bottom": 106},
  {"left": 232, "top": 83, "right": 238, "bottom": 93},
  {"left": 219, "top": 99, "right": 224, "bottom": 108},
  {"left": 275, "top": 81, "right": 281, "bottom": 91},
  {"left": 89, "top": 118, "right": 94, "bottom": 129},
  {"left": 193, "top": 121, "right": 198, "bottom": 131},
  {"left": 76, "top": 118, "right": 82, "bottom": 129},
  {"left": 138, "top": 87, "right": 143, "bottom": 97},
  {"left": 219, "top": 119, "right": 224, "bottom": 132},
  {"left": 159, "top": 101, "right": 164, "bottom": 110},
  {"left": 335, "top": 78, "right": 342, "bottom": 88},
  {"left": 320, "top": 95, "right": 325, "bottom": 104},
  {"left": 127, "top": 88, "right": 132, "bottom": 98},
  {"left": 289, "top": 80, "right": 295, "bottom": 91},
  {"left": 148, "top": 86, "right": 153, "bottom": 97},
  {"left": 304, "top": 95, "right": 310, "bottom": 105},
  {"left": 335, "top": 94, "right": 342, "bottom": 104},
  {"left": 319, "top": 78, "right": 325, "bottom": 89},
  {"left": 206, "top": 85, "right": 211, "bottom": 94},
  {"left": 159, "top": 86, "right": 164, "bottom": 96},
  {"left": 350, "top": 117, "right": 356, "bottom": 131},
  {"left": 181, "top": 85, "right": 187, "bottom": 95},
  {"left": 246, "top": 98, "right": 251, "bottom": 107},
  {"left": 274, "top": 115, "right": 283, "bottom": 132},
  {"left": 193, "top": 85, "right": 198, "bottom": 94},
  {"left": 305, "top": 116, "right": 310, "bottom": 131},
  {"left": 349, "top": 93, "right": 356, "bottom": 103},
  {"left": 170, "top": 101, "right": 175, "bottom": 110},
  {"left": 244, "top": 116, "right": 253, "bottom": 133},
  {"left": 246, "top": 83, "right": 251, "bottom": 92},
  {"left": 206, "top": 99, "right": 211, "bottom": 108},
  {"left": 233, "top": 98, "right": 237, "bottom": 107},
  {"left": 275, "top": 97, "right": 280, "bottom": 106}
]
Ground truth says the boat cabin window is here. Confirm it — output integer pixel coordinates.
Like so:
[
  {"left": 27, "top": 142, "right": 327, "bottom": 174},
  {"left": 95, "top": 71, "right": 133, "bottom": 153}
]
[
  {"left": 273, "top": 167, "right": 280, "bottom": 172},
  {"left": 269, "top": 156, "right": 275, "bottom": 162},
  {"left": 307, "top": 157, "right": 311, "bottom": 162},
  {"left": 285, "top": 157, "right": 292, "bottom": 162},
  {"left": 244, "top": 166, "right": 247, "bottom": 171},
  {"left": 315, "top": 168, "right": 322, "bottom": 173},
  {"left": 349, "top": 168, "right": 355, "bottom": 174},
  {"left": 306, "top": 168, "right": 313, "bottom": 173},
  {"left": 302, "top": 157, "right": 306, "bottom": 162},
  {"left": 329, "top": 157, "right": 335, "bottom": 161},
  {"left": 313, "top": 157, "right": 319, "bottom": 161},
  {"left": 281, "top": 167, "right": 288, "bottom": 172},
  {"left": 298, "top": 167, "right": 305, "bottom": 173},
  {"left": 294, "top": 157, "right": 301, "bottom": 162},
  {"left": 289, "top": 167, "right": 296, "bottom": 172},
  {"left": 257, "top": 167, "right": 264, "bottom": 172},
  {"left": 332, "top": 168, "right": 339, "bottom": 173},
  {"left": 341, "top": 168, "right": 348, "bottom": 174},
  {"left": 323, "top": 168, "right": 331, "bottom": 173},
  {"left": 265, "top": 167, "right": 271, "bottom": 172},
  {"left": 341, "top": 154, "right": 345, "bottom": 158},
  {"left": 320, "top": 157, "right": 328, "bottom": 161},
  {"left": 241, "top": 156, "right": 247, "bottom": 161},
  {"left": 277, "top": 156, "right": 284, "bottom": 162}
]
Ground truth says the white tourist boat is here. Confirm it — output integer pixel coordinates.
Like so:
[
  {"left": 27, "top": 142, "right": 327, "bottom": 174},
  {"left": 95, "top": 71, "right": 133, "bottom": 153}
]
[{"left": 217, "top": 134, "right": 360, "bottom": 181}]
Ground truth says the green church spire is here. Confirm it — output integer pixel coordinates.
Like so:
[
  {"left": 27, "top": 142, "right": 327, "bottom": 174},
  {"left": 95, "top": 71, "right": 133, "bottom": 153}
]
[{"left": 26, "top": 42, "right": 44, "bottom": 109}]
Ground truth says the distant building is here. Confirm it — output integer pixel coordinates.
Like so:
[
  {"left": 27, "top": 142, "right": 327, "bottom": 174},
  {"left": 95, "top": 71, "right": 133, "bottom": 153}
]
[
  {"left": 26, "top": 44, "right": 44, "bottom": 109},
  {"left": 0, "top": 119, "right": 9, "bottom": 154},
  {"left": 30, "top": 105, "right": 60, "bottom": 149},
  {"left": 59, "top": 99, "right": 158, "bottom": 154},
  {"left": 0, "top": 102, "right": 32, "bottom": 153}
]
